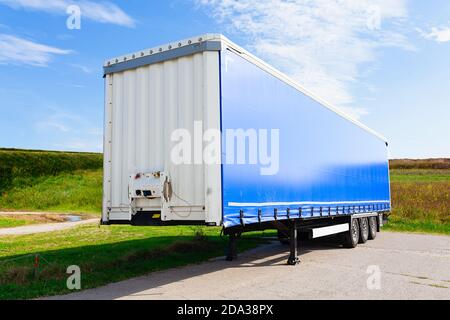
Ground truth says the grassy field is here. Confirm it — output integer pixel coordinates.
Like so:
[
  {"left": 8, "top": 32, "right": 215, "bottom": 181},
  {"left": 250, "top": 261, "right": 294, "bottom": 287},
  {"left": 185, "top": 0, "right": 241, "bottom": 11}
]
[
  {"left": 0, "top": 148, "right": 102, "bottom": 196},
  {"left": 0, "top": 148, "right": 103, "bottom": 214},
  {"left": 386, "top": 167, "right": 449, "bottom": 235},
  {"left": 0, "top": 225, "right": 272, "bottom": 300},
  {"left": 388, "top": 159, "right": 449, "bottom": 234}
]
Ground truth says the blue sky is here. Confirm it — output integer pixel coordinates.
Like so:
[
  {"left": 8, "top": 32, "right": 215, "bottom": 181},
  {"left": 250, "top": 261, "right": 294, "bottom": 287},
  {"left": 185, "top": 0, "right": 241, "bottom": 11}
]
[{"left": 0, "top": 0, "right": 449, "bottom": 159}]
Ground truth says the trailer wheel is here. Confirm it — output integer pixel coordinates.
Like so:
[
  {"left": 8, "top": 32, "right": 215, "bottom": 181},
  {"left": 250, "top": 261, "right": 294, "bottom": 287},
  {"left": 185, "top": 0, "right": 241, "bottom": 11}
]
[
  {"left": 343, "top": 219, "right": 360, "bottom": 248},
  {"left": 368, "top": 217, "right": 377, "bottom": 240},
  {"left": 359, "top": 218, "right": 369, "bottom": 244}
]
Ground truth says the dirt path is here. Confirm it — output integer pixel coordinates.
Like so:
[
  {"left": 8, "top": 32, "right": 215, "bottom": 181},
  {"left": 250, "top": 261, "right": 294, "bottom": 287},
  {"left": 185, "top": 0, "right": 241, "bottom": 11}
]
[
  {"left": 0, "top": 218, "right": 99, "bottom": 236},
  {"left": 49, "top": 232, "right": 450, "bottom": 300},
  {"left": 0, "top": 211, "right": 67, "bottom": 216}
]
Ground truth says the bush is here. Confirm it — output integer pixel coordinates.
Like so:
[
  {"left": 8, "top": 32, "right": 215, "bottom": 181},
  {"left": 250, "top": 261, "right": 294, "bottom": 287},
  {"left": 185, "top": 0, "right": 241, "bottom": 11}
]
[
  {"left": 390, "top": 159, "right": 450, "bottom": 170},
  {"left": 0, "top": 166, "right": 13, "bottom": 193}
]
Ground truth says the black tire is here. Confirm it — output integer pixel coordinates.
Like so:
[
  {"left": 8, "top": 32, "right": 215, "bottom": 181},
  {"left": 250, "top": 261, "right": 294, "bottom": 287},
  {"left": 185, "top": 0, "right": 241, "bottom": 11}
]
[
  {"left": 368, "top": 216, "right": 378, "bottom": 240},
  {"left": 343, "top": 219, "right": 360, "bottom": 248},
  {"left": 277, "top": 230, "right": 290, "bottom": 245},
  {"left": 359, "top": 217, "right": 369, "bottom": 244}
]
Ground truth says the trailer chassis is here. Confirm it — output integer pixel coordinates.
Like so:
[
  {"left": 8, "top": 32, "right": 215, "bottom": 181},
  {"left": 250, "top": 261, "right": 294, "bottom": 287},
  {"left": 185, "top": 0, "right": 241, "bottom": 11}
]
[{"left": 224, "top": 212, "right": 387, "bottom": 265}]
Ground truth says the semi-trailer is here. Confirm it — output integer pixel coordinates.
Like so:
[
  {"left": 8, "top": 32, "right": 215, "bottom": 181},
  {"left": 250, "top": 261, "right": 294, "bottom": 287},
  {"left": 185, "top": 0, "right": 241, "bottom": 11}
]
[{"left": 102, "top": 34, "right": 391, "bottom": 265}]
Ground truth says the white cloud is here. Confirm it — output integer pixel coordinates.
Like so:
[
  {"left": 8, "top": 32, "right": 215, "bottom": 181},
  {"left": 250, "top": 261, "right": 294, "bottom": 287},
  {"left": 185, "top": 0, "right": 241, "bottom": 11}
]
[
  {"left": 339, "top": 106, "right": 370, "bottom": 120},
  {"left": 0, "top": 0, "right": 135, "bottom": 27},
  {"left": 36, "top": 121, "right": 70, "bottom": 132},
  {"left": 53, "top": 138, "right": 102, "bottom": 152},
  {"left": 69, "top": 63, "right": 93, "bottom": 74},
  {"left": 421, "top": 26, "right": 450, "bottom": 43},
  {"left": 197, "top": 0, "right": 411, "bottom": 120},
  {"left": 36, "top": 111, "right": 80, "bottom": 133},
  {"left": 0, "top": 34, "right": 72, "bottom": 66},
  {"left": 35, "top": 109, "right": 103, "bottom": 152}
]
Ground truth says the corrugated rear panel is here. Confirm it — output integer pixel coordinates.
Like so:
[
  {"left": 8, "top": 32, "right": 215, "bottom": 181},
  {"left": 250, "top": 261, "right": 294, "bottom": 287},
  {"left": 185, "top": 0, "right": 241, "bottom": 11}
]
[{"left": 103, "top": 52, "right": 220, "bottom": 222}]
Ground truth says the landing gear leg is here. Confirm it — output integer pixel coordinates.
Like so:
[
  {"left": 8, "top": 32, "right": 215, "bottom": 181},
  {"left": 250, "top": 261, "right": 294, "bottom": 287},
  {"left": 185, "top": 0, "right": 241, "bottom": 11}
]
[
  {"left": 287, "top": 220, "right": 300, "bottom": 266},
  {"left": 226, "top": 233, "right": 239, "bottom": 261}
]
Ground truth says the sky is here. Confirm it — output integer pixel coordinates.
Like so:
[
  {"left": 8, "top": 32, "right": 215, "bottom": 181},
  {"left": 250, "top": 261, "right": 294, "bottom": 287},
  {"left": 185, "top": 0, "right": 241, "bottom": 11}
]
[{"left": 0, "top": 0, "right": 449, "bottom": 159}]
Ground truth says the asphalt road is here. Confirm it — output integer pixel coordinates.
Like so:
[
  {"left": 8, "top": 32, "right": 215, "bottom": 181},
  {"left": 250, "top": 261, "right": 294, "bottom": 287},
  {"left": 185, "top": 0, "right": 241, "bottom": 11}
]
[{"left": 51, "top": 232, "right": 450, "bottom": 300}]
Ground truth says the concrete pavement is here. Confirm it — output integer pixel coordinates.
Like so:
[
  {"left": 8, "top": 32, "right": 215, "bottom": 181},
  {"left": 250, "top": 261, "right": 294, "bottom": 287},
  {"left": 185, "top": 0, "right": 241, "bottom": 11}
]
[{"left": 49, "top": 232, "right": 450, "bottom": 300}]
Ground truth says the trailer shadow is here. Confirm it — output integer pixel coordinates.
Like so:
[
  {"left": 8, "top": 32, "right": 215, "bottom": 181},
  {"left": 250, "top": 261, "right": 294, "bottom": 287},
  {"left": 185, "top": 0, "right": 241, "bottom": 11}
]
[
  {"left": 236, "top": 236, "right": 345, "bottom": 267},
  {"left": 50, "top": 235, "right": 346, "bottom": 300}
]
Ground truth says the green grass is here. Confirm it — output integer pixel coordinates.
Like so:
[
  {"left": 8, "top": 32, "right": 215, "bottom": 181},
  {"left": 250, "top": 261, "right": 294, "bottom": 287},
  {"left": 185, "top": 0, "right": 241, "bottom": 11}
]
[
  {"left": 384, "top": 216, "right": 450, "bottom": 235},
  {"left": 0, "top": 217, "right": 31, "bottom": 229},
  {"left": 0, "top": 169, "right": 102, "bottom": 214},
  {"left": 0, "top": 225, "right": 273, "bottom": 300},
  {"left": 390, "top": 169, "right": 450, "bottom": 182}
]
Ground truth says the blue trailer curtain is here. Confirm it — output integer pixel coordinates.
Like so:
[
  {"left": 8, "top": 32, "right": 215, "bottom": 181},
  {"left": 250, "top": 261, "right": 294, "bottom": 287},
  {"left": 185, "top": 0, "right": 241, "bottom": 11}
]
[{"left": 220, "top": 49, "right": 391, "bottom": 228}]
